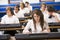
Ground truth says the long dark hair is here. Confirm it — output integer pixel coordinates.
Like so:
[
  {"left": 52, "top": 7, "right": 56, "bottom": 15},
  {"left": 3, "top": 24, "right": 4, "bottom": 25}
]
[
  {"left": 32, "top": 9, "right": 44, "bottom": 31},
  {"left": 15, "top": 5, "right": 20, "bottom": 11}
]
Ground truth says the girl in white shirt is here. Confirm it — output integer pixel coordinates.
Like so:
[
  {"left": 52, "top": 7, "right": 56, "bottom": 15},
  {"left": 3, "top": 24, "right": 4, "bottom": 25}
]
[
  {"left": 1, "top": 7, "right": 19, "bottom": 36},
  {"left": 18, "top": 2, "right": 31, "bottom": 18},
  {"left": 23, "top": 9, "right": 50, "bottom": 34},
  {"left": 17, "top": 2, "right": 25, "bottom": 18}
]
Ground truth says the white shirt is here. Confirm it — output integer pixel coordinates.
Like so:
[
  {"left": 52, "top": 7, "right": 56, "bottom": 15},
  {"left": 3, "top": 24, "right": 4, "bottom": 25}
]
[
  {"left": 40, "top": 9, "right": 48, "bottom": 21},
  {"left": 26, "top": 6, "right": 32, "bottom": 11},
  {"left": 17, "top": 9, "right": 25, "bottom": 18},
  {"left": 16, "top": 8, "right": 26, "bottom": 18},
  {"left": 29, "top": 6, "right": 32, "bottom": 11},
  {"left": 1, "top": 15, "right": 19, "bottom": 24},
  {"left": 40, "top": 9, "right": 46, "bottom": 15},
  {"left": 14, "top": 10, "right": 19, "bottom": 17},
  {"left": 0, "top": 15, "right": 19, "bottom": 35},
  {"left": 23, "top": 19, "right": 49, "bottom": 33},
  {"left": 24, "top": 7, "right": 31, "bottom": 13},
  {"left": 17, "top": 7, "right": 31, "bottom": 18},
  {"left": 45, "top": 13, "right": 60, "bottom": 23}
]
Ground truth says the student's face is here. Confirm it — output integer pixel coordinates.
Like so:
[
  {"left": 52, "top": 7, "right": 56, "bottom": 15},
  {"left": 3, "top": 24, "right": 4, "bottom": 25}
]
[
  {"left": 41, "top": 5, "right": 46, "bottom": 10},
  {"left": 14, "top": 7, "right": 18, "bottom": 13},
  {"left": 20, "top": 4, "right": 24, "bottom": 9},
  {"left": 25, "top": 3, "right": 28, "bottom": 7},
  {"left": 33, "top": 14, "right": 40, "bottom": 22},
  {"left": 49, "top": 12, "right": 53, "bottom": 15},
  {"left": 6, "top": 10, "right": 12, "bottom": 16}
]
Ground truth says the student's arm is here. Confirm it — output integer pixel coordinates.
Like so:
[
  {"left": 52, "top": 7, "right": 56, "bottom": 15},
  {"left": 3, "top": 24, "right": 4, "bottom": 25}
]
[
  {"left": 30, "top": 6, "right": 32, "bottom": 11},
  {"left": 43, "top": 21, "right": 50, "bottom": 33},
  {"left": 0, "top": 17, "right": 5, "bottom": 24},
  {"left": 14, "top": 17, "right": 20, "bottom": 23},
  {"left": 23, "top": 20, "right": 32, "bottom": 34},
  {"left": 52, "top": 13, "right": 60, "bottom": 22}
]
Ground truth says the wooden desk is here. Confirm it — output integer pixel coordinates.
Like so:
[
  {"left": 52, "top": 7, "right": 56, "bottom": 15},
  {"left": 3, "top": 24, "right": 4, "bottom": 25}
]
[
  {"left": 15, "top": 32, "right": 60, "bottom": 40},
  {"left": 0, "top": 24, "right": 23, "bottom": 31},
  {"left": 25, "top": 16, "right": 32, "bottom": 19},
  {"left": 0, "top": 34, "right": 10, "bottom": 40},
  {"left": 20, "top": 20, "right": 28, "bottom": 23},
  {"left": 49, "top": 26, "right": 60, "bottom": 28},
  {"left": 49, "top": 23, "right": 60, "bottom": 28},
  {"left": 0, "top": 23, "right": 60, "bottom": 31},
  {"left": 0, "top": 27, "right": 24, "bottom": 31},
  {"left": 0, "top": 25, "right": 58, "bottom": 31}
]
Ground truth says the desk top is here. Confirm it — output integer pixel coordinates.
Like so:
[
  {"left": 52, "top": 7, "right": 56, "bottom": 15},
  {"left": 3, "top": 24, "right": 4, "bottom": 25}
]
[
  {"left": 15, "top": 32, "right": 60, "bottom": 39},
  {"left": 0, "top": 34, "right": 10, "bottom": 39},
  {"left": 0, "top": 24, "right": 21, "bottom": 28},
  {"left": 48, "top": 22, "right": 60, "bottom": 26}
]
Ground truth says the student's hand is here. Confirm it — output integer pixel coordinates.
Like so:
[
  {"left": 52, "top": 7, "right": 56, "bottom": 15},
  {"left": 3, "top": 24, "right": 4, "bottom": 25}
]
[
  {"left": 42, "top": 30, "right": 50, "bottom": 33},
  {"left": 52, "top": 13, "right": 60, "bottom": 22},
  {"left": 52, "top": 13, "right": 57, "bottom": 17},
  {"left": 23, "top": 31, "right": 32, "bottom": 34}
]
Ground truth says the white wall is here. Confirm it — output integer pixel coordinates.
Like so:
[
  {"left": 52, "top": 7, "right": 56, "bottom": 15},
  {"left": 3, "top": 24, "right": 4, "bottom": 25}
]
[
  {"left": 55, "top": 0, "right": 60, "bottom": 2},
  {"left": 0, "top": 0, "right": 8, "bottom": 5},
  {"left": 10, "top": 0, "right": 22, "bottom": 4},
  {"left": 41, "top": 0, "right": 54, "bottom": 2},
  {"left": 23, "top": 0, "right": 40, "bottom": 3}
]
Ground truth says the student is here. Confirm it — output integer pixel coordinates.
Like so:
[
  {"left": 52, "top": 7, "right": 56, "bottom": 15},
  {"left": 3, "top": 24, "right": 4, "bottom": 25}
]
[
  {"left": 47, "top": 6, "right": 60, "bottom": 23},
  {"left": 1, "top": 7, "right": 19, "bottom": 24},
  {"left": 40, "top": 3, "right": 48, "bottom": 21},
  {"left": 14, "top": 5, "right": 20, "bottom": 17},
  {"left": 0, "top": 7, "right": 11, "bottom": 35},
  {"left": 19, "top": 2, "right": 31, "bottom": 13},
  {"left": 25, "top": 2, "right": 32, "bottom": 11},
  {"left": 1, "top": 7, "right": 19, "bottom": 36},
  {"left": 17, "top": 2, "right": 25, "bottom": 18},
  {"left": 40, "top": 3, "right": 47, "bottom": 14},
  {"left": 0, "top": 7, "right": 19, "bottom": 40},
  {"left": 46, "top": 6, "right": 60, "bottom": 32},
  {"left": 23, "top": 9, "right": 50, "bottom": 34},
  {"left": 17, "top": 2, "right": 31, "bottom": 18}
]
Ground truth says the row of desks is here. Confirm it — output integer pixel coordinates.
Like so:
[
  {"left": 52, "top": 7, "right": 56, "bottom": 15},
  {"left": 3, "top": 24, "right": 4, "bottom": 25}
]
[
  {"left": 0, "top": 32, "right": 60, "bottom": 40},
  {"left": 0, "top": 23, "right": 60, "bottom": 31},
  {"left": 0, "top": 26, "right": 60, "bottom": 31},
  {"left": 0, "top": 34, "right": 10, "bottom": 40},
  {"left": 15, "top": 32, "right": 60, "bottom": 39}
]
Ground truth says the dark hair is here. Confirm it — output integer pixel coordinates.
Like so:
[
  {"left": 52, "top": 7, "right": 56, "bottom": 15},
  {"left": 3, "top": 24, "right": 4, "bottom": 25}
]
[
  {"left": 41, "top": 3, "right": 47, "bottom": 8},
  {"left": 32, "top": 9, "right": 44, "bottom": 31},
  {"left": 15, "top": 5, "right": 20, "bottom": 11},
  {"left": 6, "top": 7, "right": 14, "bottom": 15},
  {"left": 47, "top": 6, "right": 55, "bottom": 12},
  {"left": 25, "top": 2, "right": 29, "bottom": 4}
]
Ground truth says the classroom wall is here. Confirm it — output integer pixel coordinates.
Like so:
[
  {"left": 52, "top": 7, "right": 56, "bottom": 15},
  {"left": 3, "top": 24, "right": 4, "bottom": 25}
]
[
  {"left": 55, "top": 0, "right": 60, "bottom": 2},
  {"left": 23, "top": 0, "right": 40, "bottom": 3},
  {"left": 0, "top": 0, "right": 8, "bottom": 5}
]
